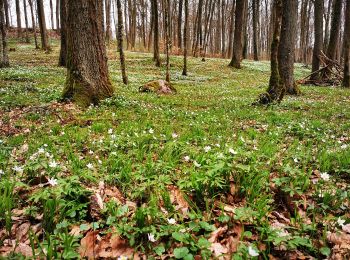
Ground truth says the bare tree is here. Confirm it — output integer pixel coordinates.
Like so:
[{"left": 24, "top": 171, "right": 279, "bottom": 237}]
[
  {"left": 28, "top": 0, "right": 39, "bottom": 49},
  {"left": 182, "top": 0, "right": 188, "bottom": 75},
  {"left": 58, "top": 0, "right": 66, "bottom": 66},
  {"left": 37, "top": 0, "right": 51, "bottom": 50},
  {"left": 343, "top": 0, "right": 350, "bottom": 87},
  {"left": 0, "top": 0, "right": 9, "bottom": 67},
  {"left": 116, "top": 0, "right": 128, "bottom": 84},
  {"left": 311, "top": 0, "right": 324, "bottom": 81}
]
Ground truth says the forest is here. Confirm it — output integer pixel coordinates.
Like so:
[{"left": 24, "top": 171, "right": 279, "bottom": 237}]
[{"left": 0, "top": 0, "right": 350, "bottom": 259}]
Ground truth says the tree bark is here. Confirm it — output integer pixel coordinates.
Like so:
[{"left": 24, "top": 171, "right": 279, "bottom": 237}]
[
  {"left": 0, "top": 0, "right": 9, "bottom": 67},
  {"left": 23, "top": 0, "right": 30, "bottom": 43},
  {"left": 177, "top": 0, "right": 183, "bottom": 49},
  {"left": 58, "top": 0, "right": 67, "bottom": 66},
  {"left": 182, "top": 0, "right": 188, "bottom": 75},
  {"left": 28, "top": 0, "right": 39, "bottom": 49},
  {"left": 227, "top": 0, "right": 235, "bottom": 59},
  {"left": 3, "top": 0, "right": 9, "bottom": 28},
  {"left": 229, "top": 0, "right": 246, "bottom": 68},
  {"left": 326, "top": 0, "right": 342, "bottom": 60},
  {"left": 63, "top": 0, "right": 114, "bottom": 106},
  {"left": 105, "top": 0, "right": 112, "bottom": 44},
  {"left": 56, "top": 0, "right": 60, "bottom": 31},
  {"left": 15, "top": 0, "right": 22, "bottom": 38},
  {"left": 50, "top": 0, "right": 54, "bottom": 29},
  {"left": 343, "top": 0, "right": 350, "bottom": 87},
  {"left": 116, "top": 0, "right": 128, "bottom": 85},
  {"left": 37, "top": 0, "right": 51, "bottom": 50},
  {"left": 311, "top": 0, "right": 324, "bottom": 81},
  {"left": 164, "top": 0, "right": 171, "bottom": 83},
  {"left": 152, "top": 0, "right": 161, "bottom": 67},
  {"left": 278, "top": 0, "right": 299, "bottom": 95},
  {"left": 252, "top": 0, "right": 260, "bottom": 61}
]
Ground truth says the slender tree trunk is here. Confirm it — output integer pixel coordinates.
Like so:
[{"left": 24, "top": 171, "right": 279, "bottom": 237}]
[
  {"left": 177, "top": 0, "right": 183, "bottom": 49},
  {"left": 278, "top": 0, "right": 300, "bottom": 95},
  {"left": 116, "top": 0, "right": 128, "bottom": 85},
  {"left": 0, "top": 0, "right": 9, "bottom": 67},
  {"left": 105, "top": 0, "right": 112, "bottom": 44},
  {"left": 343, "top": 0, "right": 350, "bottom": 87},
  {"left": 323, "top": 0, "right": 333, "bottom": 50},
  {"left": 227, "top": 0, "right": 235, "bottom": 59},
  {"left": 50, "top": 0, "right": 54, "bottom": 29},
  {"left": 63, "top": 0, "right": 114, "bottom": 106},
  {"left": 148, "top": 0, "right": 154, "bottom": 51},
  {"left": 28, "top": 0, "right": 39, "bottom": 49},
  {"left": 221, "top": 0, "right": 226, "bottom": 58},
  {"left": 310, "top": 0, "right": 324, "bottom": 81},
  {"left": 58, "top": 0, "right": 66, "bottom": 66},
  {"left": 326, "top": 0, "right": 342, "bottom": 60},
  {"left": 252, "top": 0, "right": 260, "bottom": 61},
  {"left": 23, "top": 0, "right": 30, "bottom": 43},
  {"left": 3, "top": 0, "right": 9, "bottom": 28},
  {"left": 15, "top": 0, "right": 22, "bottom": 38},
  {"left": 164, "top": 0, "right": 171, "bottom": 83},
  {"left": 229, "top": 0, "right": 246, "bottom": 68},
  {"left": 182, "top": 0, "right": 188, "bottom": 75},
  {"left": 153, "top": 0, "right": 161, "bottom": 66},
  {"left": 37, "top": 0, "right": 51, "bottom": 50},
  {"left": 56, "top": 0, "right": 60, "bottom": 31}
]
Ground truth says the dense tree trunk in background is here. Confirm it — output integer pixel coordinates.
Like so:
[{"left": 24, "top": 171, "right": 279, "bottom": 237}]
[
  {"left": 177, "top": 0, "right": 183, "bottom": 49},
  {"left": 152, "top": 0, "right": 161, "bottom": 67},
  {"left": 3, "top": 0, "right": 9, "bottom": 28},
  {"left": 252, "top": 0, "right": 260, "bottom": 61},
  {"left": 229, "top": 0, "right": 246, "bottom": 68},
  {"left": 343, "top": 0, "right": 350, "bottom": 87},
  {"left": 164, "top": 0, "right": 171, "bottom": 83},
  {"left": 49, "top": 0, "right": 54, "bottom": 29},
  {"left": 116, "top": 0, "right": 128, "bottom": 85},
  {"left": 202, "top": 0, "right": 214, "bottom": 60},
  {"left": 311, "top": 0, "right": 324, "bottom": 81},
  {"left": 257, "top": 0, "right": 283, "bottom": 104},
  {"left": 0, "top": 0, "right": 9, "bottom": 67},
  {"left": 105, "top": 0, "right": 112, "bottom": 44},
  {"left": 324, "top": 0, "right": 333, "bottom": 50},
  {"left": 15, "top": 0, "right": 22, "bottom": 38},
  {"left": 182, "top": 0, "right": 188, "bottom": 75},
  {"left": 23, "top": 0, "right": 30, "bottom": 43},
  {"left": 326, "top": 0, "right": 342, "bottom": 60},
  {"left": 227, "top": 0, "right": 235, "bottom": 59},
  {"left": 37, "top": 0, "right": 51, "bottom": 50},
  {"left": 299, "top": 0, "right": 308, "bottom": 63},
  {"left": 242, "top": 1, "right": 248, "bottom": 59},
  {"left": 148, "top": 0, "right": 154, "bottom": 51},
  {"left": 63, "top": 0, "right": 114, "bottom": 106},
  {"left": 278, "top": 0, "right": 300, "bottom": 95},
  {"left": 56, "top": 0, "right": 60, "bottom": 31},
  {"left": 58, "top": 0, "right": 66, "bottom": 66},
  {"left": 193, "top": 0, "right": 203, "bottom": 57},
  {"left": 28, "top": 0, "right": 39, "bottom": 49},
  {"left": 221, "top": 0, "right": 226, "bottom": 58}
]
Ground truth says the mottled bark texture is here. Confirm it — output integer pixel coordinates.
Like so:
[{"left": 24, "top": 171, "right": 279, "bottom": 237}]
[
  {"left": 62, "top": 0, "right": 114, "bottom": 106},
  {"left": 0, "top": 0, "right": 9, "bottom": 67},
  {"left": 116, "top": 0, "right": 128, "bottom": 85},
  {"left": 28, "top": 0, "right": 39, "bottom": 49},
  {"left": 278, "top": 0, "right": 300, "bottom": 95},
  {"left": 311, "top": 0, "right": 324, "bottom": 81},
  {"left": 343, "top": 0, "right": 350, "bottom": 88},
  {"left": 164, "top": 0, "right": 171, "bottom": 83},
  {"left": 152, "top": 0, "right": 161, "bottom": 67},
  {"left": 37, "top": 0, "right": 51, "bottom": 50},
  {"left": 182, "top": 0, "right": 188, "bottom": 75},
  {"left": 229, "top": 0, "right": 246, "bottom": 68},
  {"left": 58, "top": 0, "right": 67, "bottom": 66}
]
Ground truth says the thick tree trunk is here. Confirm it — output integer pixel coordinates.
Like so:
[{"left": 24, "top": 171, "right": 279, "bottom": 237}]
[
  {"left": 182, "top": 0, "right": 188, "bottom": 75},
  {"left": 56, "top": 0, "right": 60, "bottom": 31},
  {"left": 326, "top": 0, "right": 342, "bottom": 60},
  {"left": 0, "top": 0, "right": 9, "bottom": 67},
  {"left": 23, "top": 0, "right": 30, "bottom": 43},
  {"left": 58, "top": 0, "right": 67, "bottom": 66},
  {"left": 152, "top": 0, "right": 161, "bottom": 67},
  {"left": 343, "top": 0, "right": 350, "bottom": 87},
  {"left": 37, "top": 0, "right": 51, "bottom": 50},
  {"left": 15, "top": 0, "right": 22, "bottom": 38},
  {"left": 3, "top": 0, "right": 9, "bottom": 28},
  {"left": 229, "top": 0, "right": 246, "bottom": 68},
  {"left": 28, "top": 0, "right": 39, "bottom": 49},
  {"left": 311, "top": 0, "right": 324, "bottom": 81},
  {"left": 278, "top": 0, "right": 300, "bottom": 95},
  {"left": 116, "top": 0, "right": 128, "bottom": 85},
  {"left": 62, "top": 0, "right": 114, "bottom": 106}
]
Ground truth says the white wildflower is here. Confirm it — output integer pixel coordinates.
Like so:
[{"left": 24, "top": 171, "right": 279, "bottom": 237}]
[
  {"left": 149, "top": 128, "right": 154, "bottom": 134},
  {"left": 48, "top": 178, "right": 58, "bottom": 187},
  {"left": 337, "top": 218, "right": 346, "bottom": 227},
  {"left": 320, "top": 172, "right": 330, "bottom": 181},
  {"left": 341, "top": 144, "right": 348, "bottom": 149},
  {"left": 215, "top": 143, "right": 220, "bottom": 148},
  {"left": 38, "top": 148, "right": 45, "bottom": 154},
  {"left": 87, "top": 163, "right": 94, "bottom": 170},
  {"left": 167, "top": 218, "right": 176, "bottom": 225},
  {"left": 147, "top": 233, "right": 156, "bottom": 242},
  {"left": 117, "top": 256, "right": 128, "bottom": 260},
  {"left": 183, "top": 156, "right": 190, "bottom": 162},
  {"left": 204, "top": 146, "right": 211, "bottom": 153},
  {"left": 49, "top": 160, "right": 58, "bottom": 168},
  {"left": 12, "top": 165, "right": 24, "bottom": 174},
  {"left": 248, "top": 246, "right": 259, "bottom": 257},
  {"left": 89, "top": 150, "right": 94, "bottom": 155},
  {"left": 0, "top": 169, "right": 4, "bottom": 176},
  {"left": 229, "top": 148, "right": 237, "bottom": 155},
  {"left": 194, "top": 161, "right": 201, "bottom": 167},
  {"left": 108, "top": 128, "right": 113, "bottom": 134},
  {"left": 172, "top": 133, "right": 178, "bottom": 139}
]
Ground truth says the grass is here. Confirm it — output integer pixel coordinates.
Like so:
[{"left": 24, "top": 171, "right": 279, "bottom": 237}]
[{"left": 0, "top": 39, "right": 350, "bottom": 259}]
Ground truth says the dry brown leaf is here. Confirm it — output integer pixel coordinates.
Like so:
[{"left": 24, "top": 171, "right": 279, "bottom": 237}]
[
  {"left": 168, "top": 185, "right": 190, "bottom": 215},
  {"left": 209, "top": 226, "right": 228, "bottom": 243},
  {"left": 210, "top": 243, "right": 228, "bottom": 258},
  {"left": 342, "top": 224, "right": 350, "bottom": 234}
]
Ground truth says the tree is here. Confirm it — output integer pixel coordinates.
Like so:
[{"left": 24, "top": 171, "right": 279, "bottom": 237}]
[
  {"left": 182, "top": 0, "right": 188, "bottom": 76},
  {"left": 116, "top": 0, "right": 128, "bottom": 85},
  {"left": 58, "top": 0, "right": 67, "bottom": 66},
  {"left": 3, "top": 0, "right": 9, "bottom": 28},
  {"left": 278, "top": 0, "right": 300, "bottom": 95},
  {"left": 343, "top": 0, "right": 350, "bottom": 88},
  {"left": 229, "top": 0, "right": 246, "bottom": 68},
  {"left": 56, "top": 0, "right": 60, "bottom": 31},
  {"left": 105, "top": 0, "right": 112, "bottom": 44},
  {"left": 152, "top": 0, "right": 161, "bottom": 67},
  {"left": 37, "top": 0, "right": 51, "bottom": 50},
  {"left": 0, "top": 0, "right": 9, "bottom": 67},
  {"left": 164, "top": 0, "right": 171, "bottom": 83},
  {"left": 49, "top": 0, "right": 54, "bottom": 29},
  {"left": 310, "top": 0, "right": 323, "bottom": 81},
  {"left": 177, "top": 0, "right": 183, "bottom": 49},
  {"left": 15, "top": 0, "right": 22, "bottom": 38},
  {"left": 62, "top": 0, "right": 114, "bottom": 106},
  {"left": 252, "top": 0, "right": 260, "bottom": 61},
  {"left": 23, "top": 0, "right": 30, "bottom": 43},
  {"left": 28, "top": 0, "right": 39, "bottom": 49}
]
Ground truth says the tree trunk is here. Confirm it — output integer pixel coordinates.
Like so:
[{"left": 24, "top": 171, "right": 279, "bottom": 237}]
[
  {"left": 56, "top": 0, "right": 60, "bottom": 31},
  {"left": 177, "top": 0, "right": 183, "bottom": 49},
  {"left": 58, "top": 0, "right": 67, "bottom": 66},
  {"left": 37, "top": 0, "right": 51, "bottom": 50},
  {"left": 116, "top": 0, "right": 128, "bottom": 85},
  {"left": 257, "top": 0, "right": 283, "bottom": 104},
  {"left": 23, "top": 0, "right": 30, "bottom": 43},
  {"left": 0, "top": 0, "right": 9, "bottom": 67},
  {"left": 326, "top": 0, "right": 342, "bottom": 60},
  {"left": 63, "top": 0, "right": 114, "bottom": 106},
  {"left": 310, "top": 0, "right": 323, "bottom": 81},
  {"left": 278, "top": 0, "right": 300, "bottom": 95},
  {"left": 221, "top": 0, "right": 226, "bottom": 58},
  {"left": 152, "top": 0, "right": 161, "bottom": 66},
  {"left": 229, "top": 0, "right": 246, "bottom": 68},
  {"left": 227, "top": 0, "right": 235, "bottom": 59},
  {"left": 50, "top": 0, "right": 54, "bottom": 29},
  {"left": 182, "top": 0, "right": 188, "bottom": 75},
  {"left": 343, "top": 0, "right": 350, "bottom": 87},
  {"left": 164, "top": 0, "right": 171, "bottom": 83},
  {"left": 252, "top": 0, "right": 259, "bottom": 61},
  {"left": 105, "top": 0, "right": 112, "bottom": 44},
  {"left": 323, "top": 0, "right": 333, "bottom": 50},
  {"left": 15, "top": 0, "right": 22, "bottom": 38},
  {"left": 28, "top": 0, "right": 39, "bottom": 49},
  {"left": 3, "top": 0, "right": 9, "bottom": 28}
]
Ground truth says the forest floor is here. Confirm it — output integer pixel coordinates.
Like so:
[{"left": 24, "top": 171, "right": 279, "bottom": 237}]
[{"left": 1, "top": 39, "right": 350, "bottom": 259}]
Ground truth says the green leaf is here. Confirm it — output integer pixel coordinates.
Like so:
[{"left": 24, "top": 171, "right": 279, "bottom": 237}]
[
  {"left": 184, "top": 253, "right": 194, "bottom": 260},
  {"left": 320, "top": 247, "right": 331, "bottom": 256},
  {"left": 198, "top": 237, "right": 211, "bottom": 248},
  {"left": 174, "top": 247, "right": 189, "bottom": 259},
  {"left": 154, "top": 245, "right": 165, "bottom": 256},
  {"left": 199, "top": 221, "right": 215, "bottom": 232},
  {"left": 80, "top": 223, "right": 90, "bottom": 231},
  {"left": 172, "top": 232, "right": 186, "bottom": 242}
]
